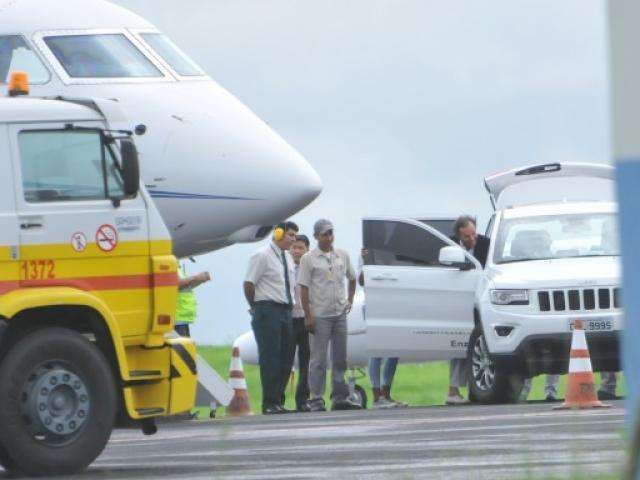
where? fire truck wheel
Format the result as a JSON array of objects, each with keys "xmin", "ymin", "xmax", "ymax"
[
  {"xmin": 0, "ymin": 440, "xmax": 19, "ymax": 474},
  {"xmin": 0, "ymin": 327, "xmax": 117, "ymax": 476}
]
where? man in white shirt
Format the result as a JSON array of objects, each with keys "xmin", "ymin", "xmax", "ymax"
[{"xmin": 244, "ymin": 221, "xmax": 298, "ymax": 414}]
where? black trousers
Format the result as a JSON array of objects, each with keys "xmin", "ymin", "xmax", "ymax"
[
  {"xmin": 283, "ymin": 317, "xmax": 310, "ymax": 408},
  {"xmin": 174, "ymin": 324, "xmax": 191, "ymax": 337},
  {"xmin": 251, "ymin": 302, "xmax": 293, "ymax": 409}
]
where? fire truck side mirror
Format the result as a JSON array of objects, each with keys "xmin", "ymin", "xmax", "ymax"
[{"xmin": 120, "ymin": 138, "xmax": 140, "ymax": 197}]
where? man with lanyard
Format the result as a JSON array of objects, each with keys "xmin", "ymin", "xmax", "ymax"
[
  {"xmin": 299, "ymin": 219, "xmax": 361, "ymax": 411},
  {"xmin": 244, "ymin": 221, "xmax": 298, "ymax": 414}
]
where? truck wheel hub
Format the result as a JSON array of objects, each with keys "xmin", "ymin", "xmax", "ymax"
[{"xmin": 22, "ymin": 365, "xmax": 90, "ymax": 439}]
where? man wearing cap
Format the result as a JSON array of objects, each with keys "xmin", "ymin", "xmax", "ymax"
[
  {"xmin": 244, "ymin": 221, "xmax": 298, "ymax": 415},
  {"xmin": 298, "ymin": 219, "xmax": 361, "ymax": 411}
]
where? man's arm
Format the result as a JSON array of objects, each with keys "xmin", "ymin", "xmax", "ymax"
[
  {"xmin": 179, "ymin": 272, "xmax": 210, "ymax": 291},
  {"xmin": 345, "ymin": 252, "xmax": 356, "ymax": 312},
  {"xmin": 243, "ymin": 252, "xmax": 265, "ymax": 310},
  {"xmin": 298, "ymin": 255, "xmax": 314, "ymax": 333},
  {"xmin": 300, "ymin": 285, "xmax": 314, "ymax": 333},
  {"xmin": 243, "ymin": 281, "xmax": 256, "ymax": 308}
]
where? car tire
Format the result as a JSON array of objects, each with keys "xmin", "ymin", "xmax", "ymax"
[
  {"xmin": 0, "ymin": 327, "xmax": 117, "ymax": 476},
  {"xmin": 466, "ymin": 324, "xmax": 523, "ymax": 404}
]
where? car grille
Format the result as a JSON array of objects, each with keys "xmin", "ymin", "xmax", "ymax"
[{"xmin": 537, "ymin": 287, "xmax": 621, "ymax": 312}]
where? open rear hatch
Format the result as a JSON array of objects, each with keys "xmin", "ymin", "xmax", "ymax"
[{"xmin": 484, "ymin": 162, "xmax": 615, "ymax": 210}]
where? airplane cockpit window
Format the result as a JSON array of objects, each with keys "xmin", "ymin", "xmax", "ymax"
[
  {"xmin": 0, "ymin": 36, "xmax": 50, "ymax": 84},
  {"xmin": 139, "ymin": 33, "xmax": 204, "ymax": 76},
  {"xmin": 44, "ymin": 34, "xmax": 162, "ymax": 78}
]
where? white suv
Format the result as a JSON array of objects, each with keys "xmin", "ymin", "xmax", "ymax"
[{"xmin": 362, "ymin": 162, "xmax": 621, "ymax": 403}]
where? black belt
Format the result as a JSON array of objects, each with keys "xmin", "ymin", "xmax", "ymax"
[{"xmin": 255, "ymin": 300, "xmax": 293, "ymax": 309}]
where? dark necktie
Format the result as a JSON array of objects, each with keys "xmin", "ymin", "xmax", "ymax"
[{"xmin": 281, "ymin": 250, "xmax": 293, "ymax": 305}]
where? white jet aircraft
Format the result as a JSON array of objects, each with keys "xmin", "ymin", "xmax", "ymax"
[{"xmin": 0, "ymin": 0, "xmax": 322, "ymax": 257}]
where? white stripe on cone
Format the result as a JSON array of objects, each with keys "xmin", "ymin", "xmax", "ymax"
[
  {"xmin": 229, "ymin": 377, "xmax": 248, "ymax": 389},
  {"xmin": 568, "ymin": 357, "xmax": 593, "ymax": 373},
  {"xmin": 230, "ymin": 356, "xmax": 243, "ymax": 371},
  {"xmin": 570, "ymin": 328, "xmax": 588, "ymax": 350}
]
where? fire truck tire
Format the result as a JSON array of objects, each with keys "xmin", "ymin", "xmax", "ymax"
[
  {"xmin": 0, "ymin": 327, "xmax": 117, "ymax": 476},
  {"xmin": 0, "ymin": 440, "xmax": 19, "ymax": 474}
]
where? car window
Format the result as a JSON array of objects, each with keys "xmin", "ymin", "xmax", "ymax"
[
  {"xmin": 0, "ymin": 35, "xmax": 50, "ymax": 84},
  {"xmin": 493, "ymin": 213, "xmax": 619, "ymax": 263},
  {"xmin": 44, "ymin": 34, "xmax": 162, "ymax": 78},
  {"xmin": 363, "ymin": 220, "xmax": 448, "ymax": 267},
  {"xmin": 419, "ymin": 219, "xmax": 455, "ymax": 238},
  {"xmin": 139, "ymin": 33, "xmax": 204, "ymax": 76},
  {"xmin": 18, "ymin": 130, "xmax": 124, "ymax": 202}
]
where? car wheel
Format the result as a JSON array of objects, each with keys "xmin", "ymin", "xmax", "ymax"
[
  {"xmin": 0, "ymin": 327, "xmax": 117, "ymax": 476},
  {"xmin": 351, "ymin": 385, "xmax": 368, "ymax": 409},
  {"xmin": 467, "ymin": 324, "xmax": 523, "ymax": 404}
]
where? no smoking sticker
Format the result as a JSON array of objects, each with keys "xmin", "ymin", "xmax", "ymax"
[
  {"xmin": 95, "ymin": 224, "xmax": 118, "ymax": 252},
  {"xmin": 71, "ymin": 232, "xmax": 87, "ymax": 253}
]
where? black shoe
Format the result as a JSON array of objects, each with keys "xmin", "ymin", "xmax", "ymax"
[
  {"xmin": 332, "ymin": 398, "xmax": 363, "ymax": 411},
  {"xmin": 545, "ymin": 394, "xmax": 558, "ymax": 402},
  {"xmin": 263, "ymin": 404, "xmax": 286, "ymax": 415},
  {"xmin": 296, "ymin": 402, "xmax": 311, "ymax": 412},
  {"xmin": 597, "ymin": 390, "xmax": 621, "ymax": 401},
  {"xmin": 308, "ymin": 399, "xmax": 326, "ymax": 412},
  {"xmin": 277, "ymin": 405, "xmax": 295, "ymax": 414}
]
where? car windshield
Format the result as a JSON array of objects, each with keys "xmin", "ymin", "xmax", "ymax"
[
  {"xmin": 0, "ymin": 35, "xmax": 50, "ymax": 84},
  {"xmin": 493, "ymin": 212, "xmax": 619, "ymax": 264},
  {"xmin": 44, "ymin": 34, "xmax": 162, "ymax": 78},
  {"xmin": 140, "ymin": 33, "xmax": 204, "ymax": 76}
]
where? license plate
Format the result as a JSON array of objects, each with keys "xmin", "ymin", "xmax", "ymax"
[{"xmin": 569, "ymin": 317, "xmax": 614, "ymax": 332}]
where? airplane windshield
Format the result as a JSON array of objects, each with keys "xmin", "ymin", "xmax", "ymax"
[
  {"xmin": 140, "ymin": 33, "xmax": 204, "ymax": 76},
  {"xmin": 494, "ymin": 212, "xmax": 619, "ymax": 264},
  {"xmin": 0, "ymin": 36, "xmax": 50, "ymax": 84},
  {"xmin": 44, "ymin": 34, "xmax": 162, "ymax": 78}
]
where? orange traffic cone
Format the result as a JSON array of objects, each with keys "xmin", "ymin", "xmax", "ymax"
[
  {"xmin": 225, "ymin": 346, "xmax": 253, "ymax": 417},
  {"xmin": 554, "ymin": 319, "xmax": 610, "ymax": 410}
]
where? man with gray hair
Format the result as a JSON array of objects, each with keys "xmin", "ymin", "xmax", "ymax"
[
  {"xmin": 447, "ymin": 215, "xmax": 489, "ymax": 404},
  {"xmin": 298, "ymin": 219, "xmax": 361, "ymax": 411}
]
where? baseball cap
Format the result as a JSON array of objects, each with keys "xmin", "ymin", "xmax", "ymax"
[{"xmin": 313, "ymin": 219, "xmax": 334, "ymax": 236}]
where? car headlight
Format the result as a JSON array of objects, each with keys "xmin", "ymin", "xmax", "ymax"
[{"xmin": 490, "ymin": 289, "xmax": 529, "ymax": 305}]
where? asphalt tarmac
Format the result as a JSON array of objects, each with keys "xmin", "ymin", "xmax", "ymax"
[{"xmin": 19, "ymin": 399, "xmax": 616, "ymax": 480}]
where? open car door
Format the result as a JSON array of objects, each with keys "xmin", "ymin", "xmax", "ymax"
[
  {"xmin": 363, "ymin": 217, "xmax": 481, "ymax": 362},
  {"xmin": 485, "ymin": 162, "xmax": 615, "ymax": 210}
]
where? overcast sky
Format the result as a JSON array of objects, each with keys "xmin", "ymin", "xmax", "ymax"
[{"xmin": 115, "ymin": 0, "xmax": 610, "ymax": 345}]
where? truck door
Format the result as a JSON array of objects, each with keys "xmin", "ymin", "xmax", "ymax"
[
  {"xmin": 0, "ymin": 124, "xmax": 19, "ymax": 296},
  {"xmin": 363, "ymin": 217, "xmax": 480, "ymax": 361},
  {"xmin": 9, "ymin": 123, "xmax": 152, "ymax": 337}
]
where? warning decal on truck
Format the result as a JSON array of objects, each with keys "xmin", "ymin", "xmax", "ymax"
[{"xmin": 95, "ymin": 224, "xmax": 118, "ymax": 252}]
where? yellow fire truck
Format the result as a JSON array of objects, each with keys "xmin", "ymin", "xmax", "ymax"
[{"xmin": 0, "ymin": 74, "xmax": 197, "ymax": 476}]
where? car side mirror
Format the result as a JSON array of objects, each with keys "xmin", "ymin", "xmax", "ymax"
[
  {"xmin": 120, "ymin": 138, "xmax": 140, "ymax": 197},
  {"xmin": 439, "ymin": 245, "xmax": 473, "ymax": 270}
]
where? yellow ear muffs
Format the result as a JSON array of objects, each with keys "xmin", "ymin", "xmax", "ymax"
[{"xmin": 273, "ymin": 227, "xmax": 285, "ymax": 241}]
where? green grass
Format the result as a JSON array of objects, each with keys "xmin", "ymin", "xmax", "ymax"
[{"xmin": 196, "ymin": 345, "xmax": 625, "ymax": 416}]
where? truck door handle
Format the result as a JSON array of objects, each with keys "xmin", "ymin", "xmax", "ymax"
[
  {"xmin": 20, "ymin": 222, "xmax": 43, "ymax": 230},
  {"xmin": 371, "ymin": 274, "xmax": 398, "ymax": 281}
]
